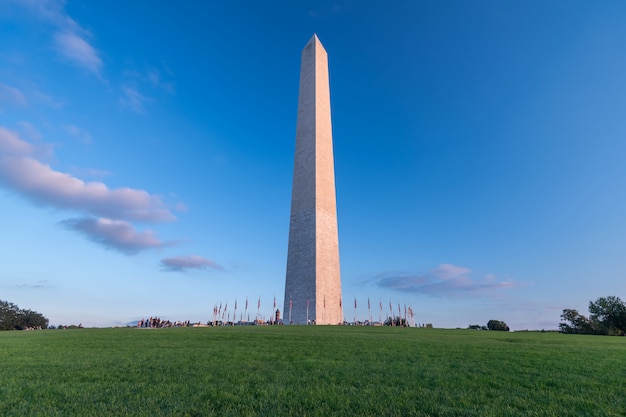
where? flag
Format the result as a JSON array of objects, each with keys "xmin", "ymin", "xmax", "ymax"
[
  {"xmin": 273, "ymin": 296, "xmax": 276, "ymax": 310},
  {"xmin": 234, "ymin": 300, "xmax": 237, "ymax": 310},
  {"xmin": 368, "ymin": 298, "xmax": 370, "ymax": 310},
  {"xmin": 354, "ymin": 298, "xmax": 357, "ymax": 309},
  {"xmin": 340, "ymin": 297, "xmax": 342, "ymax": 308},
  {"xmin": 245, "ymin": 298, "xmax": 248, "ymax": 310},
  {"xmin": 290, "ymin": 295, "xmax": 293, "ymax": 309},
  {"xmin": 258, "ymin": 297, "xmax": 261, "ymax": 309}
]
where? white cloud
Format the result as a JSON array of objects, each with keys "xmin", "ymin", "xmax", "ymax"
[
  {"xmin": 62, "ymin": 217, "xmax": 172, "ymax": 255},
  {"xmin": 54, "ymin": 31, "xmax": 102, "ymax": 75},
  {"xmin": 161, "ymin": 255, "xmax": 223, "ymax": 272},
  {"xmin": 0, "ymin": 126, "xmax": 175, "ymax": 222},
  {"xmin": 376, "ymin": 264, "xmax": 516, "ymax": 298}
]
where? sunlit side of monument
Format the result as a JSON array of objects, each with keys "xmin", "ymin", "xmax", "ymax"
[{"xmin": 283, "ymin": 35, "xmax": 343, "ymax": 325}]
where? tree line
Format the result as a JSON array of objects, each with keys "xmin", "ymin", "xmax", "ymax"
[
  {"xmin": 468, "ymin": 320, "xmax": 510, "ymax": 331},
  {"xmin": 0, "ymin": 300, "xmax": 49, "ymax": 330},
  {"xmin": 560, "ymin": 296, "xmax": 625, "ymax": 336}
]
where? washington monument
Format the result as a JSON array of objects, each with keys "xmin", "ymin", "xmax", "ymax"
[{"xmin": 283, "ymin": 35, "xmax": 343, "ymax": 325}]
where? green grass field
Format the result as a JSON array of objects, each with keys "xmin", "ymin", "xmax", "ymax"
[{"xmin": 1, "ymin": 326, "xmax": 624, "ymax": 416}]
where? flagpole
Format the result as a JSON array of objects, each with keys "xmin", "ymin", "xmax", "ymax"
[{"xmin": 404, "ymin": 304, "xmax": 407, "ymax": 327}]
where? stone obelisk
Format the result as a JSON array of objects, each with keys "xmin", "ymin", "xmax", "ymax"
[{"xmin": 284, "ymin": 35, "xmax": 342, "ymax": 325}]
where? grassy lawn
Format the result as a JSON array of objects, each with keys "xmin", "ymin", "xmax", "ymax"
[{"xmin": 1, "ymin": 326, "xmax": 624, "ymax": 416}]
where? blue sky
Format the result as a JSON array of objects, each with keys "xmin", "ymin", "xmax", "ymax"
[{"xmin": 1, "ymin": 1, "xmax": 625, "ymax": 329}]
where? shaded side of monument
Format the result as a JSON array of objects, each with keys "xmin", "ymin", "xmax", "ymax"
[{"xmin": 283, "ymin": 35, "xmax": 343, "ymax": 325}]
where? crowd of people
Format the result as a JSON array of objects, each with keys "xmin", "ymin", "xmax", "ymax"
[
  {"xmin": 136, "ymin": 316, "xmax": 286, "ymax": 328},
  {"xmin": 137, "ymin": 317, "xmax": 193, "ymax": 328}
]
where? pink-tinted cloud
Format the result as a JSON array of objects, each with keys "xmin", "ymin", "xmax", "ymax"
[
  {"xmin": 0, "ymin": 127, "xmax": 175, "ymax": 222},
  {"xmin": 0, "ymin": 157, "xmax": 174, "ymax": 222},
  {"xmin": 54, "ymin": 31, "xmax": 102, "ymax": 74},
  {"xmin": 0, "ymin": 127, "xmax": 35, "ymax": 155},
  {"xmin": 430, "ymin": 263, "xmax": 471, "ymax": 281},
  {"xmin": 376, "ymin": 264, "xmax": 516, "ymax": 297},
  {"xmin": 14, "ymin": 0, "xmax": 103, "ymax": 75},
  {"xmin": 62, "ymin": 217, "xmax": 172, "ymax": 255},
  {"xmin": 161, "ymin": 255, "xmax": 223, "ymax": 272}
]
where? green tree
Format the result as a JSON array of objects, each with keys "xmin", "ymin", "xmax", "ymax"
[
  {"xmin": 0, "ymin": 300, "xmax": 49, "ymax": 330},
  {"xmin": 0, "ymin": 301, "xmax": 19, "ymax": 330},
  {"xmin": 487, "ymin": 320, "xmax": 509, "ymax": 331},
  {"xmin": 559, "ymin": 308, "xmax": 597, "ymax": 334},
  {"xmin": 588, "ymin": 296, "xmax": 626, "ymax": 336}
]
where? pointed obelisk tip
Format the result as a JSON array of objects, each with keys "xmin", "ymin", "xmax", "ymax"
[{"xmin": 309, "ymin": 33, "xmax": 321, "ymax": 45}]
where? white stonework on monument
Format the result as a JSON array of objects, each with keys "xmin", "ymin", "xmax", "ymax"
[{"xmin": 284, "ymin": 34, "xmax": 343, "ymax": 325}]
